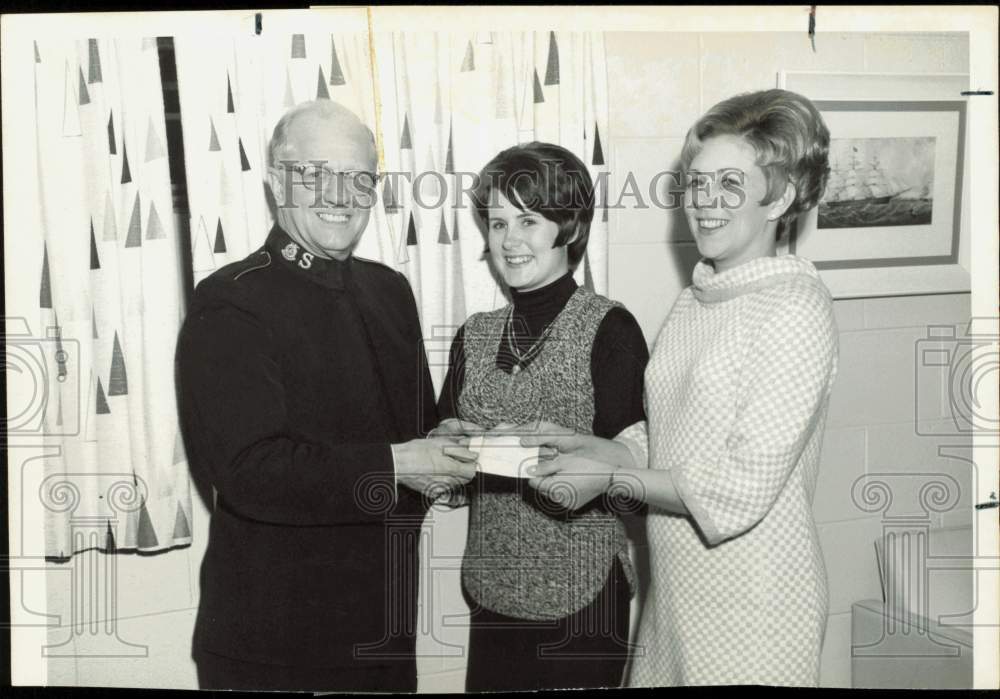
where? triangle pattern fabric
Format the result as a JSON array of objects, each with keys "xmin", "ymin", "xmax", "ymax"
[
  {"xmin": 406, "ymin": 212, "xmax": 418, "ymax": 246},
  {"xmin": 193, "ymin": 216, "xmax": 216, "ymax": 272},
  {"xmin": 544, "ymin": 31, "xmax": 560, "ymax": 85},
  {"xmin": 125, "ymin": 193, "xmax": 142, "ymax": 247},
  {"xmin": 583, "ymin": 252, "xmax": 594, "ymax": 292},
  {"xmin": 226, "ymin": 73, "xmax": 235, "ymax": 114},
  {"xmin": 105, "ymin": 520, "xmax": 116, "ymax": 553},
  {"xmin": 316, "ymin": 66, "xmax": 330, "ymax": 99},
  {"xmin": 78, "ymin": 67, "xmax": 91, "ymax": 106},
  {"xmin": 87, "ymin": 39, "xmax": 102, "ymax": 83},
  {"xmin": 396, "ymin": 235, "xmax": 410, "ymax": 265},
  {"xmin": 533, "ymin": 69, "xmax": 545, "ymax": 103},
  {"xmin": 214, "ymin": 219, "xmax": 227, "ymax": 253},
  {"xmin": 173, "ymin": 430, "xmax": 186, "ymax": 464},
  {"xmin": 120, "ymin": 141, "xmax": 132, "ymax": 183},
  {"xmin": 92, "ymin": 307, "xmax": 99, "ymax": 339},
  {"xmin": 62, "ymin": 60, "xmax": 81, "ymax": 137},
  {"xmin": 103, "ymin": 192, "xmax": 118, "ymax": 241},
  {"xmin": 136, "ymin": 501, "xmax": 159, "ymax": 549},
  {"xmin": 107, "ymin": 112, "xmax": 117, "ymax": 154},
  {"xmin": 382, "ymin": 176, "xmax": 400, "ymax": 214},
  {"xmin": 461, "ymin": 41, "xmax": 475, "ymax": 72},
  {"xmin": 173, "ymin": 504, "xmax": 192, "ymax": 540},
  {"xmin": 40, "ymin": 245, "xmax": 52, "ymax": 309},
  {"xmin": 291, "ymin": 34, "xmax": 306, "ymax": 59},
  {"xmin": 90, "ymin": 219, "xmax": 100, "ymax": 269},
  {"xmin": 145, "ymin": 116, "xmax": 167, "ymax": 162},
  {"xmin": 444, "ymin": 124, "xmax": 454, "ymax": 174},
  {"xmin": 400, "ymin": 115, "xmax": 412, "ymax": 150},
  {"xmin": 330, "ymin": 37, "xmax": 346, "ymax": 85},
  {"xmin": 108, "ymin": 331, "xmax": 128, "ymax": 396},
  {"xmin": 437, "ymin": 215, "xmax": 451, "ymax": 245},
  {"xmin": 208, "ymin": 117, "xmax": 221, "ymax": 152},
  {"xmin": 96, "ymin": 377, "xmax": 110, "ymax": 415},
  {"xmin": 146, "ymin": 201, "xmax": 166, "ymax": 239},
  {"xmin": 592, "ymin": 123, "xmax": 605, "ymax": 166},
  {"xmin": 238, "ymin": 138, "xmax": 251, "ymax": 171}
]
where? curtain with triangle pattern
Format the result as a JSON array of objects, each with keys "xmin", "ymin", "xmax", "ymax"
[
  {"xmin": 174, "ymin": 26, "xmax": 609, "ymax": 392},
  {"xmin": 28, "ymin": 37, "xmax": 193, "ymax": 558}
]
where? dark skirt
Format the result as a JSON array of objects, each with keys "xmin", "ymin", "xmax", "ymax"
[
  {"xmin": 465, "ymin": 557, "xmax": 632, "ymax": 692},
  {"xmin": 194, "ymin": 650, "xmax": 416, "ymax": 692}
]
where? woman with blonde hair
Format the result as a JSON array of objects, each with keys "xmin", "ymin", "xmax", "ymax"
[{"xmin": 524, "ymin": 89, "xmax": 839, "ymax": 686}]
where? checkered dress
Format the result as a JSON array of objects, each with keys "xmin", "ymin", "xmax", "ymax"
[{"xmin": 627, "ymin": 255, "xmax": 838, "ymax": 687}]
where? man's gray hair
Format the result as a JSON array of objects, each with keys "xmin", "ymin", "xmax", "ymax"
[{"xmin": 268, "ymin": 100, "xmax": 377, "ymax": 168}]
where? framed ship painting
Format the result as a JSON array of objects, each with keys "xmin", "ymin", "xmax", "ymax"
[{"xmin": 775, "ymin": 77, "xmax": 971, "ymax": 298}]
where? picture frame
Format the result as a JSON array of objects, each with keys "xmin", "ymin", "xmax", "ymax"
[{"xmin": 776, "ymin": 73, "xmax": 971, "ymax": 299}]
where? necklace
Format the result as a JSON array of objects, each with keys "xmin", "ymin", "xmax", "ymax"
[{"xmin": 505, "ymin": 305, "xmax": 556, "ymax": 375}]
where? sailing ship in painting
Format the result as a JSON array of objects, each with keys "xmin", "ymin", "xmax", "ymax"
[{"xmin": 819, "ymin": 137, "xmax": 935, "ymax": 229}]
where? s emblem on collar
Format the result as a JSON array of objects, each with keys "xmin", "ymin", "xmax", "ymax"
[{"xmin": 281, "ymin": 242, "xmax": 299, "ymax": 261}]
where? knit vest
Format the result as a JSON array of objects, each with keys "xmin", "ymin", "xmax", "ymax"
[{"xmin": 457, "ymin": 287, "xmax": 636, "ymax": 620}]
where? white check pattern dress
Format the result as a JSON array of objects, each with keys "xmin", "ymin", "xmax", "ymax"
[{"xmin": 627, "ymin": 255, "xmax": 838, "ymax": 687}]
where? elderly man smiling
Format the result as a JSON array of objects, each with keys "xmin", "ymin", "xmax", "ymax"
[{"xmin": 176, "ymin": 100, "xmax": 476, "ymax": 692}]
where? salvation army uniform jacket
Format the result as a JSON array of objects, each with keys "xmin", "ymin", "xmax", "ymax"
[{"xmin": 176, "ymin": 225, "xmax": 437, "ymax": 671}]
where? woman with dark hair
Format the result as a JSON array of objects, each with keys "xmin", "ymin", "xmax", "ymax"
[
  {"xmin": 524, "ymin": 89, "xmax": 840, "ymax": 686},
  {"xmin": 434, "ymin": 141, "xmax": 648, "ymax": 691}
]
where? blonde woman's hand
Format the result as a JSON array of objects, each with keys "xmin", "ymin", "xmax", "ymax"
[
  {"xmin": 526, "ymin": 454, "xmax": 618, "ymax": 510},
  {"xmin": 519, "ymin": 421, "xmax": 635, "ymax": 468}
]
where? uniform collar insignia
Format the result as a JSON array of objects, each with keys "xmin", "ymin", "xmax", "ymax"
[
  {"xmin": 266, "ymin": 226, "xmax": 351, "ymax": 291},
  {"xmin": 281, "ymin": 242, "xmax": 300, "ymax": 261}
]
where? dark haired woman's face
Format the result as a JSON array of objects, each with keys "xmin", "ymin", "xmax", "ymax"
[{"xmin": 487, "ymin": 193, "xmax": 569, "ymax": 292}]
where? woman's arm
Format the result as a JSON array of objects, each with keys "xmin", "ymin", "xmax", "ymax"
[
  {"xmin": 524, "ymin": 428, "xmax": 690, "ymax": 514},
  {"xmin": 591, "ymin": 307, "xmax": 649, "ymax": 438},
  {"xmin": 522, "ymin": 306, "xmax": 651, "ymax": 509},
  {"xmin": 526, "ymin": 281, "xmax": 837, "ymax": 527},
  {"xmin": 665, "ymin": 283, "xmax": 837, "ymax": 544}
]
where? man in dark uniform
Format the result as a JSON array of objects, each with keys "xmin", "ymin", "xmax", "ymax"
[{"xmin": 176, "ymin": 100, "xmax": 476, "ymax": 692}]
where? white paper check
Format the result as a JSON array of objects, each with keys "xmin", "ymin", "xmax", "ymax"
[{"xmin": 467, "ymin": 435, "xmax": 541, "ymax": 479}]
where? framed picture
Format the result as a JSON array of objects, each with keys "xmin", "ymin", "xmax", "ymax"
[{"xmin": 776, "ymin": 73, "xmax": 970, "ymax": 299}]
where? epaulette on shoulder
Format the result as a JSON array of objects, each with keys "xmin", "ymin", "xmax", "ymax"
[{"xmin": 223, "ymin": 249, "xmax": 272, "ymax": 282}]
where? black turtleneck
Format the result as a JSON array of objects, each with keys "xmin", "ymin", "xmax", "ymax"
[{"xmin": 438, "ymin": 272, "xmax": 648, "ymax": 439}]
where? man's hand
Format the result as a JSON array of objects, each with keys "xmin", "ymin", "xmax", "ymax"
[
  {"xmin": 393, "ymin": 436, "xmax": 478, "ymax": 498},
  {"xmin": 427, "ymin": 418, "xmax": 486, "ymax": 443}
]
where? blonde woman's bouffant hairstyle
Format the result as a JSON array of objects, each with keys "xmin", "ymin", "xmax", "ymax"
[{"xmin": 680, "ymin": 89, "xmax": 831, "ymax": 240}]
